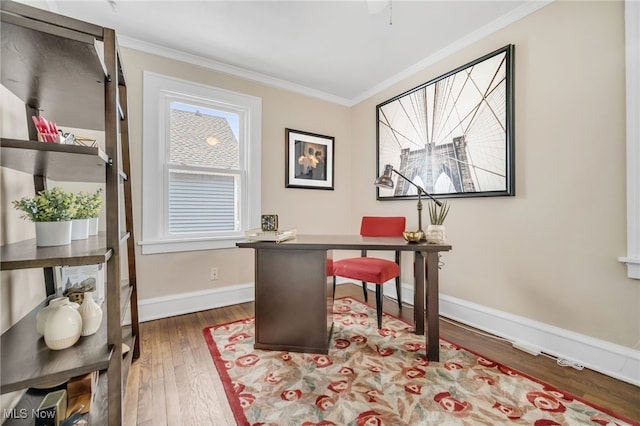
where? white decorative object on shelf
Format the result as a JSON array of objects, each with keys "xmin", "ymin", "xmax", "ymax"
[
  {"xmin": 71, "ymin": 218, "xmax": 90, "ymax": 240},
  {"xmin": 78, "ymin": 291, "xmax": 102, "ymax": 336},
  {"xmin": 244, "ymin": 228, "xmax": 297, "ymax": 242},
  {"xmin": 44, "ymin": 299, "xmax": 82, "ymax": 350},
  {"xmin": 35, "ymin": 221, "xmax": 72, "ymax": 247},
  {"xmin": 36, "ymin": 297, "xmax": 77, "ymax": 335}
]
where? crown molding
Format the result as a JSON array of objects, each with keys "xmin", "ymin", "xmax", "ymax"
[
  {"xmin": 351, "ymin": 0, "xmax": 554, "ymax": 105},
  {"xmin": 45, "ymin": 0, "xmax": 551, "ymax": 107},
  {"xmin": 116, "ymin": 35, "xmax": 353, "ymax": 107}
]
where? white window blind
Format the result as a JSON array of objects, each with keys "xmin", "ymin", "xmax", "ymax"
[{"xmin": 168, "ymin": 170, "xmax": 238, "ymax": 234}]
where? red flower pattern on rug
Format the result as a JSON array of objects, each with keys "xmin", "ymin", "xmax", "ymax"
[{"xmin": 203, "ymin": 297, "xmax": 638, "ymax": 426}]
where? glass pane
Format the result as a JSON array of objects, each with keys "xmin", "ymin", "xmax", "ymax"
[
  {"xmin": 168, "ymin": 169, "xmax": 239, "ymax": 234},
  {"xmin": 169, "ymin": 102, "xmax": 239, "ymax": 169}
]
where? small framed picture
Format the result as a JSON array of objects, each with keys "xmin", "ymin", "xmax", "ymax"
[
  {"xmin": 285, "ymin": 128, "xmax": 334, "ymax": 190},
  {"xmin": 55, "ymin": 263, "xmax": 105, "ymax": 305}
]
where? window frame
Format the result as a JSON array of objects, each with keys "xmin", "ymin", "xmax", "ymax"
[{"xmin": 140, "ymin": 71, "xmax": 261, "ymax": 254}]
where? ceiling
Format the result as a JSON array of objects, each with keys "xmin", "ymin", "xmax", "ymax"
[{"xmin": 35, "ymin": 0, "xmax": 549, "ymax": 105}]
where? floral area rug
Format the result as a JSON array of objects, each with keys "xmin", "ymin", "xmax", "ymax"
[{"xmin": 203, "ymin": 297, "xmax": 638, "ymax": 426}]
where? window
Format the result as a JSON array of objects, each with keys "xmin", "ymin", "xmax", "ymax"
[{"xmin": 140, "ymin": 72, "xmax": 261, "ymax": 254}]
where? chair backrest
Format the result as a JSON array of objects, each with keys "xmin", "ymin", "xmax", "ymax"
[{"xmin": 360, "ymin": 216, "xmax": 406, "ymax": 237}]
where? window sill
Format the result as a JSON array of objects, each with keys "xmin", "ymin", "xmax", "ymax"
[
  {"xmin": 618, "ymin": 257, "xmax": 640, "ymax": 280},
  {"xmin": 138, "ymin": 236, "xmax": 242, "ymax": 254}
]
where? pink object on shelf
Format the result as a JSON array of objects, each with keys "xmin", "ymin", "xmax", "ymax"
[{"xmin": 32, "ymin": 115, "xmax": 60, "ymax": 142}]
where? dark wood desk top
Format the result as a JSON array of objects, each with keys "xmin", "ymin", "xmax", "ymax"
[{"xmin": 237, "ymin": 234, "xmax": 452, "ymax": 252}]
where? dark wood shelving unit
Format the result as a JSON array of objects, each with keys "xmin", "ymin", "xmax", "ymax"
[
  {"xmin": 1, "ymin": 306, "xmax": 112, "ymax": 394},
  {"xmin": 0, "ymin": 232, "xmax": 112, "ymax": 270},
  {"xmin": 0, "ymin": 139, "xmax": 109, "ymax": 181},
  {"xmin": 0, "ymin": 1, "xmax": 140, "ymax": 424}
]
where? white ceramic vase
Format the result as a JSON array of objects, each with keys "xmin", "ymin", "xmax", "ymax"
[
  {"xmin": 43, "ymin": 299, "xmax": 82, "ymax": 350},
  {"xmin": 78, "ymin": 291, "xmax": 103, "ymax": 336},
  {"xmin": 36, "ymin": 297, "xmax": 75, "ymax": 335},
  {"xmin": 425, "ymin": 224, "xmax": 446, "ymax": 244},
  {"xmin": 88, "ymin": 217, "xmax": 99, "ymax": 236},
  {"xmin": 35, "ymin": 221, "xmax": 72, "ymax": 247},
  {"xmin": 71, "ymin": 218, "xmax": 90, "ymax": 240}
]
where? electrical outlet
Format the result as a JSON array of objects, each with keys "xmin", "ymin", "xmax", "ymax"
[{"xmin": 210, "ymin": 267, "xmax": 219, "ymax": 280}]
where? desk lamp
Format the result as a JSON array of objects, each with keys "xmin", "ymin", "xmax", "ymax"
[{"xmin": 374, "ymin": 164, "xmax": 442, "ymax": 239}]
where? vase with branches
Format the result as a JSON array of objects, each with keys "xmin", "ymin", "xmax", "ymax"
[{"xmin": 426, "ymin": 200, "xmax": 450, "ymax": 243}]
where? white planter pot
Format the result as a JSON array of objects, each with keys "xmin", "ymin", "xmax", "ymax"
[
  {"xmin": 71, "ymin": 218, "xmax": 90, "ymax": 240},
  {"xmin": 88, "ymin": 217, "xmax": 99, "ymax": 236},
  {"xmin": 35, "ymin": 221, "xmax": 72, "ymax": 247},
  {"xmin": 425, "ymin": 224, "xmax": 446, "ymax": 244}
]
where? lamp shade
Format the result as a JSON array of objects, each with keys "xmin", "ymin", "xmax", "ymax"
[{"xmin": 374, "ymin": 164, "xmax": 395, "ymax": 189}]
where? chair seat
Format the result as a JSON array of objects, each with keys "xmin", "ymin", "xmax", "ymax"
[{"xmin": 333, "ymin": 257, "xmax": 400, "ymax": 285}]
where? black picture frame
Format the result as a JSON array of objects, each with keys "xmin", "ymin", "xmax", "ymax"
[
  {"xmin": 285, "ymin": 128, "xmax": 335, "ymax": 190},
  {"xmin": 376, "ymin": 44, "xmax": 515, "ymax": 200}
]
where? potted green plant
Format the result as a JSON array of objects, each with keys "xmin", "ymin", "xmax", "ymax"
[
  {"xmin": 71, "ymin": 192, "xmax": 91, "ymax": 240},
  {"xmin": 12, "ymin": 187, "xmax": 77, "ymax": 246},
  {"xmin": 72, "ymin": 189, "xmax": 104, "ymax": 239},
  {"xmin": 86, "ymin": 189, "xmax": 104, "ymax": 236},
  {"xmin": 425, "ymin": 200, "xmax": 450, "ymax": 244}
]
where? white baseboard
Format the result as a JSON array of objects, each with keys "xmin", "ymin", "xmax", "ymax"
[
  {"xmin": 138, "ymin": 283, "xmax": 254, "ymax": 322},
  {"xmin": 438, "ymin": 294, "xmax": 640, "ymax": 387},
  {"xmin": 141, "ymin": 279, "xmax": 640, "ymax": 387}
]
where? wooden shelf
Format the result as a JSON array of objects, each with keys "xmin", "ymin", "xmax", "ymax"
[
  {"xmin": 0, "ymin": 138, "xmax": 108, "ymax": 181},
  {"xmin": 0, "ymin": 2, "xmax": 140, "ymax": 423},
  {"xmin": 0, "ymin": 303, "xmax": 111, "ymax": 394},
  {"xmin": 0, "ymin": 330, "xmax": 134, "ymax": 425},
  {"xmin": 0, "ymin": 10, "xmax": 107, "ymax": 130},
  {"xmin": 0, "ymin": 232, "xmax": 112, "ymax": 271}
]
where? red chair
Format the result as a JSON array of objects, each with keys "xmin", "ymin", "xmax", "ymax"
[{"xmin": 333, "ymin": 216, "xmax": 406, "ymax": 329}]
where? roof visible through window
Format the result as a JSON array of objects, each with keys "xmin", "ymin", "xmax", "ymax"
[{"xmin": 170, "ymin": 102, "xmax": 239, "ymax": 169}]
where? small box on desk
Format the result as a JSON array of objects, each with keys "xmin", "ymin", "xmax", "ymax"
[
  {"xmin": 66, "ymin": 371, "xmax": 98, "ymax": 416},
  {"xmin": 35, "ymin": 389, "xmax": 66, "ymax": 426}
]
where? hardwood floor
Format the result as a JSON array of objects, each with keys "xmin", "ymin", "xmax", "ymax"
[{"xmin": 124, "ymin": 283, "xmax": 640, "ymax": 425}]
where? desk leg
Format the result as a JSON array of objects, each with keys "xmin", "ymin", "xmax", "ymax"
[
  {"xmin": 425, "ymin": 251, "xmax": 440, "ymax": 362},
  {"xmin": 413, "ymin": 251, "xmax": 425, "ymax": 335}
]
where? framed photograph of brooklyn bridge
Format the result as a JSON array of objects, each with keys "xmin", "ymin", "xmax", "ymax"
[{"xmin": 376, "ymin": 44, "xmax": 515, "ymax": 200}]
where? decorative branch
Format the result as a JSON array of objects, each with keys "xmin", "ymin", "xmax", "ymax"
[{"xmin": 428, "ymin": 200, "xmax": 450, "ymax": 225}]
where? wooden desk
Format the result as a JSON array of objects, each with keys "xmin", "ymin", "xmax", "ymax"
[{"xmin": 237, "ymin": 235, "xmax": 452, "ymax": 361}]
